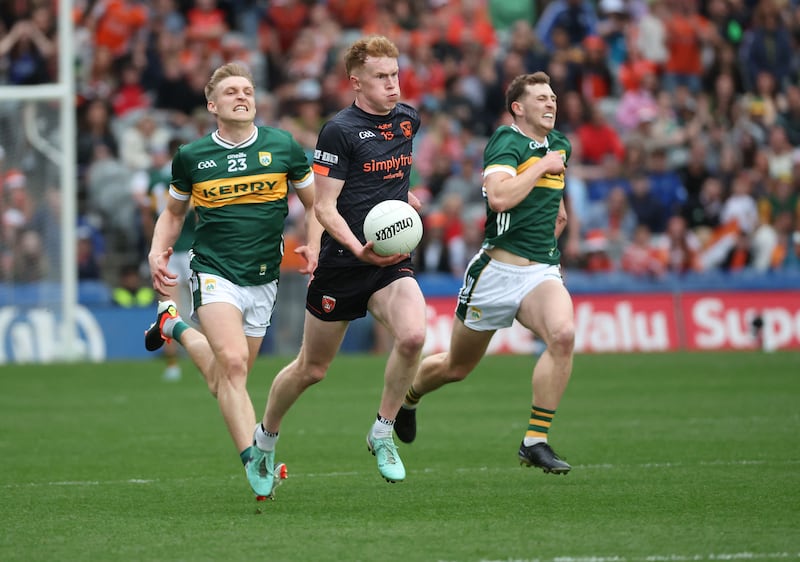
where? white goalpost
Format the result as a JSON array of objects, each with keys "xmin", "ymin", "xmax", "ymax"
[{"xmin": 0, "ymin": 0, "xmax": 79, "ymax": 361}]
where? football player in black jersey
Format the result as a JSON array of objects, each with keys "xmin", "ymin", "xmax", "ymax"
[{"xmin": 252, "ymin": 36, "xmax": 426, "ymax": 484}]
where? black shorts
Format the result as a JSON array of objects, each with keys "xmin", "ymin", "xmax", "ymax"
[{"xmin": 306, "ymin": 259, "xmax": 416, "ymax": 321}]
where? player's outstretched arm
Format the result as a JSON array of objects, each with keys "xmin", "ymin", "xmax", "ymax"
[{"xmin": 148, "ymin": 193, "xmax": 188, "ymax": 297}]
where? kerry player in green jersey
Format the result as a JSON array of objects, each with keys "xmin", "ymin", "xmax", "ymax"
[
  {"xmin": 395, "ymin": 72, "xmax": 577, "ymax": 474},
  {"xmin": 143, "ymin": 62, "xmax": 323, "ymax": 498}
]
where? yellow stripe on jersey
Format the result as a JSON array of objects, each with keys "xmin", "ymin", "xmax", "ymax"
[
  {"xmin": 517, "ymin": 150, "xmax": 566, "ymax": 190},
  {"xmin": 192, "ymin": 173, "xmax": 290, "ymax": 208}
]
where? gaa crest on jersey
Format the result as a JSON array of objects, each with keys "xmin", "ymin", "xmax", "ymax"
[
  {"xmin": 400, "ymin": 120, "xmax": 412, "ymax": 138},
  {"xmin": 468, "ymin": 306, "xmax": 482, "ymax": 321},
  {"xmin": 204, "ymin": 278, "xmax": 217, "ymax": 292},
  {"xmin": 321, "ymin": 295, "xmax": 336, "ymax": 313},
  {"xmin": 259, "ymin": 152, "xmax": 272, "ymax": 166}
]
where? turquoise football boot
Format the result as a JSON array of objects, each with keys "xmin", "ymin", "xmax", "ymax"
[
  {"xmin": 245, "ymin": 446, "xmax": 275, "ymax": 496},
  {"xmin": 366, "ymin": 434, "xmax": 406, "ymax": 483}
]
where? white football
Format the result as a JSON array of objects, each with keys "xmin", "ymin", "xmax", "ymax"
[{"xmin": 363, "ymin": 199, "xmax": 423, "ymax": 256}]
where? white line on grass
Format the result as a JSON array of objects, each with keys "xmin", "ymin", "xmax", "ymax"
[
  {"xmin": 5, "ymin": 458, "xmax": 798, "ymax": 489},
  {"xmin": 460, "ymin": 553, "xmax": 800, "ymax": 562}
]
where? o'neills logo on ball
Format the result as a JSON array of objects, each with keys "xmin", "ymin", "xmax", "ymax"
[
  {"xmin": 374, "ymin": 218, "xmax": 414, "ymax": 241},
  {"xmin": 322, "ymin": 295, "xmax": 336, "ymax": 313}
]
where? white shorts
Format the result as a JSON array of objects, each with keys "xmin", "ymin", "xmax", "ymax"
[
  {"xmin": 189, "ymin": 272, "xmax": 278, "ymax": 338},
  {"xmin": 456, "ymin": 251, "xmax": 563, "ymax": 331}
]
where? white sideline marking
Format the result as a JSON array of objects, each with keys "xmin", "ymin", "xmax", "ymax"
[
  {"xmin": 304, "ymin": 458, "xmax": 800, "ymax": 477},
  {"xmin": 3, "ymin": 458, "xmax": 799, "ymax": 488},
  {"xmin": 462, "ymin": 553, "xmax": 799, "ymax": 562}
]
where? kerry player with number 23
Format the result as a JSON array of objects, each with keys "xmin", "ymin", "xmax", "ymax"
[
  {"xmin": 395, "ymin": 71, "xmax": 577, "ymax": 475},
  {"xmin": 144, "ymin": 62, "xmax": 322, "ymax": 500}
]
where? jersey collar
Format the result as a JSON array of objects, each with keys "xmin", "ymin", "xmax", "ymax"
[
  {"xmin": 510, "ymin": 123, "xmax": 549, "ymax": 149},
  {"xmin": 211, "ymin": 127, "xmax": 258, "ymax": 149}
]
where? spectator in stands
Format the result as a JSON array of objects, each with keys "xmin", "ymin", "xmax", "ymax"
[
  {"xmin": 634, "ymin": 0, "xmax": 668, "ymax": 72},
  {"xmin": 683, "ymin": 175, "xmax": 724, "ymax": 242},
  {"xmin": 615, "ymin": 64, "xmax": 660, "ymax": 133},
  {"xmin": 278, "ymin": 79, "xmax": 325, "ymax": 161},
  {"xmin": 153, "ymin": 51, "xmax": 207, "ymax": 126},
  {"xmin": 118, "ymin": 113, "xmax": 172, "ymax": 173},
  {"xmin": 621, "ymin": 223, "xmax": 666, "ymax": 278},
  {"xmin": 576, "ymin": 103, "xmax": 625, "ymax": 166},
  {"xmin": 777, "ymin": 84, "xmax": 800, "ymax": 145},
  {"xmin": 740, "ymin": 1, "xmax": 793, "ymax": 92},
  {"xmin": 644, "ymin": 147, "xmax": 687, "ymax": 217},
  {"xmin": 585, "ymin": 153, "xmax": 630, "ymax": 204},
  {"xmin": 657, "ymin": 214, "xmax": 700, "ymax": 274},
  {"xmin": 702, "ymin": 42, "xmax": 746, "ymax": 98},
  {"xmin": 261, "ymin": 0, "xmax": 310, "ymax": 56},
  {"xmin": 662, "ymin": 0, "xmax": 713, "ymax": 94},
  {"xmin": 185, "ymin": 0, "xmax": 229, "ymax": 56},
  {"xmin": 720, "ymin": 229, "xmax": 753, "ymax": 272},
  {"xmin": 414, "ymin": 212, "xmax": 460, "ymax": 276},
  {"xmin": 535, "ymin": 0, "xmax": 599, "ymax": 53},
  {"xmin": 11, "ymin": 228, "xmax": 46, "ymax": 283},
  {"xmin": 2, "ymin": 171, "xmax": 34, "ymax": 231},
  {"xmin": 628, "ymin": 173, "xmax": 667, "ymax": 234},
  {"xmin": 679, "ymin": 139, "xmax": 712, "ymax": 202},
  {"xmin": 503, "ymin": 19, "xmax": 551, "ymax": 77},
  {"xmin": 751, "ymin": 177, "xmax": 800, "ymax": 271},
  {"xmin": 87, "ymin": 0, "xmax": 149, "ymax": 60},
  {"xmin": 596, "ymin": 0, "xmax": 631, "ymax": 75},
  {"xmin": 708, "ymin": 68, "xmax": 740, "ymax": 128},
  {"xmin": 558, "ymin": 90, "xmax": 589, "ymax": 136},
  {"xmin": 706, "ymin": 0, "xmax": 747, "ymax": 48},
  {"xmin": 583, "ymin": 184, "xmax": 637, "ymax": 267},
  {"xmin": 86, "ymin": 141, "xmax": 141, "ymax": 255},
  {"xmin": 764, "ymin": 125, "xmax": 795, "ymax": 182},
  {"xmin": 76, "ymin": 99, "xmax": 119, "ymax": 175},
  {"xmin": 582, "ymin": 229, "xmax": 614, "ymax": 273},
  {"xmin": 0, "ymin": 3, "xmax": 56, "ymax": 85},
  {"xmin": 76, "ymin": 224, "xmax": 104, "ymax": 281},
  {"xmin": 111, "ymin": 61, "xmax": 150, "ymax": 118},
  {"xmin": 578, "ymin": 35, "xmax": 614, "ymax": 101},
  {"xmin": 759, "ymin": 210, "xmax": 800, "ymax": 271},
  {"xmin": 699, "ymin": 170, "xmax": 759, "ymax": 271},
  {"xmin": 112, "ymin": 263, "xmax": 155, "ymax": 308}
]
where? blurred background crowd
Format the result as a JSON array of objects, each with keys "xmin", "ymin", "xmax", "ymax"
[{"xmin": 2, "ymin": 0, "xmax": 800, "ymax": 301}]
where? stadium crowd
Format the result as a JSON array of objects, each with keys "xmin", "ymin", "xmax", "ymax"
[{"xmin": 1, "ymin": 0, "xmax": 800, "ymax": 290}]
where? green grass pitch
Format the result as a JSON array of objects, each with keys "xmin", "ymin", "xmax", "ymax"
[{"xmin": 1, "ymin": 351, "xmax": 799, "ymax": 562}]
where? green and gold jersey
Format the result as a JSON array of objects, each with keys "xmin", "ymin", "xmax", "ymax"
[
  {"xmin": 171, "ymin": 126, "xmax": 312, "ymax": 286},
  {"xmin": 481, "ymin": 125, "xmax": 571, "ymax": 264}
]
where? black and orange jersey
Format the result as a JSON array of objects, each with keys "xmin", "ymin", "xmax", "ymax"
[{"xmin": 312, "ymin": 102, "xmax": 419, "ymax": 266}]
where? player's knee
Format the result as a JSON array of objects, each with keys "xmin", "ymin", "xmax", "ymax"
[
  {"xmin": 298, "ymin": 359, "xmax": 330, "ymax": 386},
  {"xmin": 394, "ymin": 328, "xmax": 426, "ymax": 359},
  {"xmin": 216, "ymin": 349, "xmax": 249, "ymax": 380},
  {"xmin": 548, "ymin": 322, "xmax": 575, "ymax": 356},
  {"xmin": 443, "ymin": 363, "xmax": 472, "ymax": 383}
]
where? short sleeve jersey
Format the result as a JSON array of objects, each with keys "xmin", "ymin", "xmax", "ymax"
[
  {"xmin": 312, "ymin": 102, "xmax": 419, "ymax": 267},
  {"xmin": 170, "ymin": 126, "xmax": 313, "ymax": 285},
  {"xmin": 481, "ymin": 125, "xmax": 571, "ymax": 264}
]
